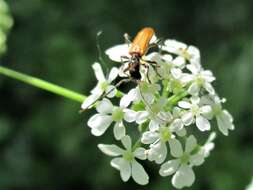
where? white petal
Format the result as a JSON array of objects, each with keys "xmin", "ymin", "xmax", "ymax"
[
  {"xmin": 158, "ymin": 142, "xmax": 168, "ymax": 164},
  {"xmin": 141, "ymin": 131, "xmax": 159, "ymax": 144},
  {"xmin": 113, "ymin": 122, "xmax": 126, "ymax": 140},
  {"xmin": 105, "ymin": 85, "xmax": 116, "ymax": 98},
  {"xmin": 111, "ymin": 158, "xmax": 131, "ymax": 182},
  {"xmin": 180, "ymin": 73, "xmax": 194, "ymax": 83},
  {"xmin": 185, "ymin": 135, "xmax": 197, "ymax": 153},
  {"xmin": 159, "ymin": 159, "xmax": 180, "ymax": 176},
  {"xmin": 216, "ymin": 110, "xmax": 233, "ymax": 135},
  {"xmin": 188, "ymin": 82, "xmax": 200, "ymax": 96},
  {"xmin": 111, "ymin": 157, "xmax": 123, "ymax": 170},
  {"xmin": 188, "ymin": 46, "xmax": 200, "ymax": 59},
  {"xmin": 170, "ymin": 119, "xmax": 184, "ymax": 132},
  {"xmin": 149, "ymin": 142, "xmax": 168, "ymax": 164},
  {"xmin": 105, "ymin": 44, "xmax": 130, "ymax": 62},
  {"xmin": 190, "ymin": 152, "xmax": 205, "ymax": 166},
  {"xmin": 202, "ymin": 70, "xmax": 215, "ymax": 82},
  {"xmin": 163, "ymin": 39, "xmax": 187, "ymax": 55},
  {"xmin": 123, "ymin": 109, "xmax": 137, "ymax": 122},
  {"xmin": 136, "ymin": 111, "xmax": 149, "ymax": 124},
  {"xmin": 196, "ymin": 115, "xmax": 211, "ymax": 131},
  {"xmin": 176, "ymin": 128, "xmax": 187, "ymax": 137},
  {"xmin": 203, "ymin": 142, "xmax": 215, "ymax": 157},
  {"xmin": 200, "ymin": 105, "xmax": 212, "ymax": 115},
  {"xmin": 158, "ymin": 111, "xmax": 173, "ymax": 122},
  {"xmin": 120, "ymin": 94, "xmax": 131, "ymax": 108},
  {"xmin": 162, "ymin": 54, "xmax": 173, "ymax": 62},
  {"xmin": 98, "ymin": 144, "xmax": 124, "ymax": 156},
  {"xmin": 223, "ymin": 110, "xmax": 234, "ymax": 123},
  {"xmin": 190, "ymin": 96, "xmax": 200, "ymax": 104},
  {"xmin": 203, "ymin": 82, "xmax": 215, "ymax": 95},
  {"xmin": 90, "ymin": 84, "xmax": 103, "ymax": 95},
  {"xmin": 96, "ymin": 98, "xmax": 113, "ymax": 114},
  {"xmin": 121, "ymin": 135, "xmax": 132, "ymax": 150},
  {"xmin": 87, "ymin": 114, "xmax": 112, "ymax": 136},
  {"xmin": 146, "ymin": 52, "xmax": 162, "ymax": 62},
  {"xmin": 142, "ymin": 93, "xmax": 154, "ymax": 104},
  {"xmin": 120, "ymin": 159, "xmax": 131, "ymax": 182},
  {"xmin": 120, "ymin": 88, "xmax": 138, "ymax": 108},
  {"xmin": 181, "ymin": 112, "xmax": 194, "ymax": 126},
  {"xmin": 108, "ymin": 67, "xmax": 119, "ymax": 83},
  {"xmin": 92, "ymin": 62, "xmax": 106, "ymax": 82},
  {"xmin": 134, "ymin": 147, "xmax": 147, "ymax": 160},
  {"xmin": 81, "ymin": 94, "xmax": 100, "ymax": 110},
  {"xmin": 131, "ymin": 160, "xmax": 149, "ymax": 185},
  {"xmin": 172, "ymin": 56, "xmax": 185, "ymax": 68},
  {"xmin": 178, "ymin": 101, "xmax": 191, "ymax": 109},
  {"xmin": 150, "ymin": 34, "xmax": 157, "ymax": 44},
  {"xmin": 149, "ymin": 119, "xmax": 160, "ymax": 131},
  {"xmin": 186, "ymin": 63, "xmax": 200, "ymax": 74},
  {"xmin": 172, "ymin": 164, "xmax": 195, "ymax": 189},
  {"xmin": 169, "ymin": 138, "xmax": 183, "ymax": 158},
  {"xmin": 206, "ymin": 132, "xmax": 217, "ymax": 144},
  {"xmin": 171, "ymin": 68, "xmax": 182, "ymax": 79}
]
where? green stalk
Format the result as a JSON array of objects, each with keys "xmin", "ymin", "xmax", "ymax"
[
  {"xmin": 168, "ymin": 90, "xmax": 188, "ymax": 106},
  {"xmin": 0, "ymin": 66, "xmax": 86, "ymax": 103}
]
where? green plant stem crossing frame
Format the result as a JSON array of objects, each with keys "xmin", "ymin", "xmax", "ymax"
[
  {"xmin": 0, "ymin": 65, "xmax": 86, "ymax": 103},
  {"xmin": 0, "ymin": 65, "xmax": 188, "ymax": 105}
]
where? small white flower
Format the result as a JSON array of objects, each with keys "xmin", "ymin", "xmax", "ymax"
[
  {"xmin": 136, "ymin": 97, "xmax": 172, "ymax": 131},
  {"xmin": 201, "ymin": 132, "xmax": 216, "ymax": 157},
  {"xmin": 87, "ymin": 98, "xmax": 137, "ymax": 140},
  {"xmin": 162, "ymin": 39, "xmax": 200, "ymax": 65},
  {"xmin": 170, "ymin": 107, "xmax": 186, "ymax": 135},
  {"xmin": 145, "ymin": 52, "xmax": 185, "ymax": 81},
  {"xmin": 178, "ymin": 97, "xmax": 212, "ymax": 131},
  {"xmin": 210, "ymin": 96, "xmax": 234, "ymax": 136},
  {"xmin": 81, "ymin": 62, "xmax": 119, "ymax": 110},
  {"xmin": 159, "ymin": 135, "xmax": 204, "ymax": 189},
  {"xmin": 138, "ymin": 82, "xmax": 161, "ymax": 104},
  {"xmin": 141, "ymin": 126, "xmax": 176, "ymax": 164},
  {"xmin": 120, "ymin": 88, "xmax": 141, "ymax": 108},
  {"xmin": 120, "ymin": 82, "xmax": 161, "ymax": 110},
  {"xmin": 186, "ymin": 63, "xmax": 216, "ymax": 96},
  {"xmin": 98, "ymin": 136, "xmax": 149, "ymax": 185}
]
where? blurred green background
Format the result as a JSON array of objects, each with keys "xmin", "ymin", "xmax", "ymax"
[{"xmin": 0, "ymin": 0, "xmax": 253, "ymax": 189}]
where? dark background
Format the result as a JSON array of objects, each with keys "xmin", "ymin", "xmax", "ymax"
[{"xmin": 0, "ymin": 0, "xmax": 253, "ymax": 189}]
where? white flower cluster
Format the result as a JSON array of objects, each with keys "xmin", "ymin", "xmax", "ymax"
[
  {"xmin": 0, "ymin": 0, "xmax": 13, "ymax": 56},
  {"xmin": 82, "ymin": 38, "xmax": 234, "ymax": 188}
]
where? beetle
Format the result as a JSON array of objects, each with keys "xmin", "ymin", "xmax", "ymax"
[
  {"xmin": 121, "ymin": 27, "xmax": 159, "ymax": 81},
  {"xmin": 81, "ymin": 28, "xmax": 159, "ymax": 111}
]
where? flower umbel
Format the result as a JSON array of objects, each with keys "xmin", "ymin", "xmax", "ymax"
[{"xmin": 82, "ymin": 29, "xmax": 234, "ymax": 188}]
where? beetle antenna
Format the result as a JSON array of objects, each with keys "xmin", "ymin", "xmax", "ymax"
[
  {"xmin": 124, "ymin": 33, "xmax": 131, "ymax": 46},
  {"xmin": 96, "ymin": 30, "xmax": 109, "ymax": 75}
]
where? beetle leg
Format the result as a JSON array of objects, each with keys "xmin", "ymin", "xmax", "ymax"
[
  {"xmin": 148, "ymin": 38, "xmax": 164, "ymax": 54},
  {"xmin": 141, "ymin": 59, "xmax": 162, "ymax": 78},
  {"xmin": 121, "ymin": 55, "xmax": 130, "ymax": 63}
]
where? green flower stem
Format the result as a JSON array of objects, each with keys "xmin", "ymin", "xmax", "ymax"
[
  {"xmin": 168, "ymin": 90, "xmax": 188, "ymax": 106},
  {"xmin": 0, "ymin": 66, "xmax": 86, "ymax": 103},
  {"xmin": 132, "ymin": 139, "xmax": 142, "ymax": 151}
]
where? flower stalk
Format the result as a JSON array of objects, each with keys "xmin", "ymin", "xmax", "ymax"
[{"xmin": 0, "ymin": 65, "xmax": 86, "ymax": 103}]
